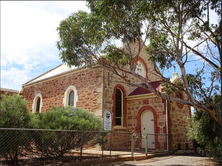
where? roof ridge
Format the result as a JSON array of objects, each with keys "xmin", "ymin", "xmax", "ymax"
[
  {"xmin": 22, "ymin": 64, "xmax": 63, "ymax": 87},
  {"xmin": 0, "ymin": 88, "xmax": 19, "ymax": 93}
]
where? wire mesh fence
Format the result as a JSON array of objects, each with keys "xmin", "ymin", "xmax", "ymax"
[
  {"xmin": 132, "ymin": 132, "xmax": 168, "ymax": 155},
  {"xmin": 0, "ymin": 128, "xmax": 167, "ymax": 165}
]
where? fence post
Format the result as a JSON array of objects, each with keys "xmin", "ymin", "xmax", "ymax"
[
  {"xmin": 147, "ymin": 133, "xmax": 149, "ymax": 153},
  {"xmin": 131, "ymin": 131, "xmax": 134, "ymax": 158},
  {"xmin": 80, "ymin": 128, "xmax": 84, "ymax": 162},
  {"xmin": 145, "ymin": 133, "xmax": 148, "ymax": 156},
  {"xmin": 110, "ymin": 130, "xmax": 112, "ymax": 158},
  {"xmin": 167, "ymin": 133, "xmax": 170, "ymax": 154},
  {"xmin": 102, "ymin": 132, "xmax": 104, "ymax": 159}
]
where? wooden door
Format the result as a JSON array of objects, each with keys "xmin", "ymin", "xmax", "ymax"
[{"xmin": 141, "ymin": 110, "xmax": 155, "ymax": 149}]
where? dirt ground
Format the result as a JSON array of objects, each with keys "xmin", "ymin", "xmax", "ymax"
[{"xmin": 99, "ymin": 155, "xmax": 220, "ymax": 166}]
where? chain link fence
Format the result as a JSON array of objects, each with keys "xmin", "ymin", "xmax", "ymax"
[{"xmin": 0, "ymin": 128, "xmax": 167, "ymax": 165}]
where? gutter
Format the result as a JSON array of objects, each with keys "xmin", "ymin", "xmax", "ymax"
[
  {"xmin": 0, "ymin": 88, "xmax": 19, "ymax": 94},
  {"xmin": 126, "ymin": 93, "xmax": 157, "ymax": 100}
]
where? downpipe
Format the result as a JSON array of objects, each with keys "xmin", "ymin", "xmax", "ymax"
[{"xmin": 166, "ymin": 99, "xmax": 170, "ymax": 154}]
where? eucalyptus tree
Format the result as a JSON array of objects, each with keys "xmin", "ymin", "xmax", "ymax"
[
  {"xmin": 56, "ymin": 0, "xmax": 221, "ymax": 125},
  {"xmin": 187, "ymin": 95, "xmax": 221, "ymax": 162}
]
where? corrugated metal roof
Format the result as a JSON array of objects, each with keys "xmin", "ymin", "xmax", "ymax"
[
  {"xmin": 128, "ymin": 81, "xmax": 162, "ymax": 96},
  {"xmin": 23, "ymin": 64, "xmax": 79, "ymax": 86}
]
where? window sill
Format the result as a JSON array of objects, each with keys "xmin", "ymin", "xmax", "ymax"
[{"xmin": 113, "ymin": 126, "xmax": 127, "ymax": 130}]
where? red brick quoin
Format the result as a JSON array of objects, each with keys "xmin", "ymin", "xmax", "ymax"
[{"xmin": 135, "ymin": 105, "xmax": 161, "ymax": 149}]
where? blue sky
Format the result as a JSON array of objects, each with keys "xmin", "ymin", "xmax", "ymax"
[
  {"xmin": 1, "ymin": 1, "xmax": 90, "ymax": 91},
  {"xmin": 1, "ymin": 1, "xmax": 219, "ymax": 93}
]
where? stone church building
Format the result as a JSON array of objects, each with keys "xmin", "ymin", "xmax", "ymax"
[{"xmin": 21, "ymin": 42, "xmax": 193, "ymax": 152}]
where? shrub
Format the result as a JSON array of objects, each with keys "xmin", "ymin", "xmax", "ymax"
[
  {"xmin": 187, "ymin": 109, "xmax": 221, "ymax": 162},
  {"xmin": 31, "ymin": 106, "xmax": 103, "ymax": 158},
  {"xmin": 0, "ymin": 93, "xmax": 32, "ymax": 164}
]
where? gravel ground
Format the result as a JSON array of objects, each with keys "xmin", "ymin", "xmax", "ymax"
[{"xmin": 103, "ymin": 155, "xmax": 219, "ymax": 166}]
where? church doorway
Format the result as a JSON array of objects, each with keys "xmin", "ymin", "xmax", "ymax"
[{"xmin": 141, "ymin": 110, "xmax": 155, "ymax": 149}]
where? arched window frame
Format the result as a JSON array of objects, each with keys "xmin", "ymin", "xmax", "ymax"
[
  {"xmin": 135, "ymin": 61, "xmax": 146, "ymax": 78},
  {"xmin": 32, "ymin": 93, "xmax": 43, "ymax": 113},
  {"xmin": 175, "ymin": 91, "xmax": 184, "ymax": 109},
  {"xmin": 115, "ymin": 88, "xmax": 123, "ymax": 126},
  {"xmin": 63, "ymin": 85, "xmax": 78, "ymax": 107},
  {"xmin": 112, "ymin": 84, "xmax": 126, "ymax": 129},
  {"xmin": 131, "ymin": 57, "xmax": 149, "ymax": 80}
]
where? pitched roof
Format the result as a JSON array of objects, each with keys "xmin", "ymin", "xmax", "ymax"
[
  {"xmin": 0, "ymin": 88, "xmax": 19, "ymax": 93},
  {"xmin": 128, "ymin": 81, "xmax": 162, "ymax": 96},
  {"xmin": 23, "ymin": 64, "xmax": 79, "ymax": 86}
]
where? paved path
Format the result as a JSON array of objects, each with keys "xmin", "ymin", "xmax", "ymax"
[
  {"xmin": 68, "ymin": 149, "xmax": 219, "ymax": 166},
  {"xmin": 108, "ymin": 155, "xmax": 219, "ymax": 166},
  {"xmin": 78, "ymin": 149, "xmax": 165, "ymax": 158}
]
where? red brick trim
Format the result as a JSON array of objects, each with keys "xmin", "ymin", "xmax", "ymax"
[
  {"xmin": 131, "ymin": 57, "xmax": 149, "ymax": 80},
  {"xmin": 162, "ymin": 99, "xmax": 167, "ymax": 134},
  {"xmin": 189, "ymin": 106, "xmax": 194, "ymax": 150},
  {"xmin": 168, "ymin": 101, "xmax": 172, "ymax": 150},
  {"xmin": 189, "ymin": 106, "xmax": 192, "ymax": 117},
  {"xmin": 162, "ymin": 99, "xmax": 167, "ymax": 150},
  {"xmin": 135, "ymin": 105, "xmax": 160, "ymax": 149},
  {"xmin": 112, "ymin": 84, "xmax": 127, "ymax": 128},
  {"xmin": 175, "ymin": 91, "xmax": 184, "ymax": 109}
]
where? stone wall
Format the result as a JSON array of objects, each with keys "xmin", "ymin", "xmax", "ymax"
[
  {"xmin": 21, "ymin": 40, "xmax": 193, "ymax": 152},
  {"xmin": 122, "ymin": 39, "xmax": 162, "ymax": 82},
  {"xmin": 102, "ymin": 42, "xmax": 162, "ymax": 114},
  {"xmin": 22, "ymin": 67, "xmax": 103, "ymax": 116},
  {"xmin": 169, "ymin": 100, "xmax": 193, "ymax": 151},
  {"xmin": 102, "ymin": 42, "xmax": 166, "ymax": 150},
  {"xmin": 103, "ymin": 87, "xmax": 193, "ymax": 151},
  {"xmin": 127, "ymin": 97, "xmax": 167, "ymax": 150},
  {"xmin": 103, "ymin": 96, "xmax": 167, "ymax": 150},
  {"xmin": 0, "ymin": 88, "xmax": 19, "ymax": 100}
]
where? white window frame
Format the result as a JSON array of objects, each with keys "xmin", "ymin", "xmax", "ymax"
[
  {"xmin": 32, "ymin": 93, "xmax": 43, "ymax": 113},
  {"xmin": 63, "ymin": 85, "xmax": 78, "ymax": 107}
]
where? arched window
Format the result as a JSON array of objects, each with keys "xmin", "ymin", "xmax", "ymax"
[
  {"xmin": 175, "ymin": 91, "xmax": 184, "ymax": 109},
  {"xmin": 115, "ymin": 88, "xmax": 122, "ymax": 126},
  {"xmin": 68, "ymin": 90, "xmax": 74, "ymax": 106},
  {"xmin": 32, "ymin": 93, "xmax": 43, "ymax": 113},
  {"xmin": 63, "ymin": 85, "xmax": 78, "ymax": 107},
  {"xmin": 176, "ymin": 92, "xmax": 182, "ymax": 99},
  {"xmin": 135, "ymin": 61, "xmax": 146, "ymax": 78},
  {"xmin": 36, "ymin": 97, "xmax": 40, "ymax": 112},
  {"xmin": 131, "ymin": 57, "xmax": 148, "ymax": 79},
  {"xmin": 112, "ymin": 84, "xmax": 126, "ymax": 129}
]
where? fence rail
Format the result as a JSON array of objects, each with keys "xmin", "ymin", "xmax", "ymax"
[{"xmin": 0, "ymin": 128, "xmax": 167, "ymax": 165}]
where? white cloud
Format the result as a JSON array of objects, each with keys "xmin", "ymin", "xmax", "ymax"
[
  {"xmin": 23, "ymin": 61, "xmax": 39, "ymax": 70},
  {"xmin": 1, "ymin": 1, "xmax": 89, "ymax": 90},
  {"xmin": 1, "ymin": 60, "xmax": 8, "ymax": 66},
  {"xmin": 2, "ymin": 1, "xmax": 218, "ymax": 91},
  {"xmin": 1, "ymin": 67, "xmax": 31, "ymax": 91}
]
